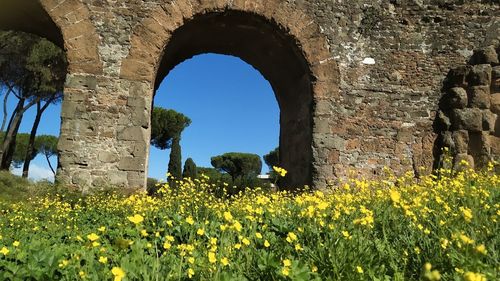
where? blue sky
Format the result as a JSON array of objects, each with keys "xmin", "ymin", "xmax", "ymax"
[{"xmin": 6, "ymin": 53, "xmax": 280, "ymax": 181}]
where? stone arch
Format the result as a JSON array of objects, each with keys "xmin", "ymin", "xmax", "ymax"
[
  {"xmin": 121, "ymin": 0, "xmax": 339, "ymax": 188},
  {"xmin": 0, "ymin": 0, "xmax": 102, "ymax": 75},
  {"xmin": 38, "ymin": 0, "xmax": 102, "ymax": 74}
]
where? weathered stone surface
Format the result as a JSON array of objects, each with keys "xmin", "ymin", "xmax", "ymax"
[
  {"xmin": 483, "ymin": 111, "xmax": 497, "ymax": 133},
  {"xmin": 452, "ymin": 130, "xmax": 469, "ymax": 154},
  {"xmin": 493, "ymin": 66, "xmax": 500, "ymax": 93},
  {"xmin": 491, "ymin": 93, "xmax": 500, "ymax": 114},
  {"xmin": 467, "ymin": 64, "xmax": 492, "ymax": 86},
  {"xmin": 469, "ymin": 46, "xmax": 499, "ymax": 65},
  {"xmin": 453, "ymin": 153, "xmax": 475, "ymax": 171},
  {"xmin": 5, "ymin": 0, "xmax": 497, "ymax": 190},
  {"xmin": 440, "ymin": 87, "xmax": 468, "ymax": 109},
  {"xmin": 434, "ymin": 111, "xmax": 451, "ymax": 131},
  {"xmin": 450, "ymin": 108, "xmax": 483, "ymax": 132},
  {"xmin": 468, "ymin": 86, "xmax": 491, "ymax": 109}
]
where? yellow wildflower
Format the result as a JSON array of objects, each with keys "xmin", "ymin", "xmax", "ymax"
[
  {"xmin": 255, "ymin": 232, "xmax": 263, "ymax": 239},
  {"xmin": 127, "ymin": 214, "xmax": 144, "ymax": 224},
  {"xmin": 264, "ymin": 240, "xmax": 270, "ymax": 248},
  {"xmin": 283, "ymin": 259, "xmax": 292, "ymax": 267},
  {"xmin": 475, "ymin": 244, "xmax": 487, "ymax": 255},
  {"xmin": 163, "ymin": 241, "xmax": 171, "ymax": 250},
  {"xmin": 282, "ymin": 267, "xmax": 290, "ymax": 276},
  {"xmin": 356, "ymin": 266, "xmax": 364, "ymax": 274},
  {"xmin": 185, "ymin": 216, "xmax": 195, "ymax": 225},
  {"xmin": 208, "ymin": 252, "xmax": 217, "ymax": 264},
  {"xmin": 87, "ymin": 233, "xmax": 99, "ymax": 242},
  {"xmin": 187, "ymin": 268, "xmax": 195, "ymax": 278},
  {"xmin": 464, "ymin": 272, "xmax": 487, "ymax": 281},
  {"xmin": 12, "ymin": 241, "xmax": 20, "ymax": 247},
  {"xmin": 223, "ymin": 211, "xmax": 233, "ymax": 222},
  {"xmin": 196, "ymin": 228, "xmax": 205, "ymax": 236},
  {"xmin": 390, "ymin": 189, "xmax": 401, "ymax": 203},
  {"xmin": 98, "ymin": 256, "xmax": 108, "ymax": 264},
  {"xmin": 111, "ymin": 267, "xmax": 125, "ymax": 281},
  {"xmin": 221, "ymin": 257, "xmax": 229, "ymax": 266},
  {"xmin": 242, "ymin": 238, "xmax": 250, "ymax": 246}
]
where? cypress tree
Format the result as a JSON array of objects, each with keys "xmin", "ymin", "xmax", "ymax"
[
  {"xmin": 167, "ymin": 135, "xmax": 182, "ymax": 180},
  {"xmin": 182, "ymin": 158, "xmax": 198, "ymax": 179}
]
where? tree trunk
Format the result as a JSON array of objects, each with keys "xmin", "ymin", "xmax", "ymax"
[
  {"xmin": 22, "ymin": 100, "xmax": 52, "ymax": 178},
  {"xmin": 1, "ymin": 87, "xmax": 12, "ymax": 132},
  {"xmin": 45, "ymin": 153, "xmax": 56, "ymax": 176},
  {"xmin": 0, "ymin": 97, "xmax": 39, "ymax": 170}
]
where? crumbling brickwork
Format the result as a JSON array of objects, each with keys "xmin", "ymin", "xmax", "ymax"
[{"xmin": 1, "ymin": 0, "xmax": 498, "ymax": 190}]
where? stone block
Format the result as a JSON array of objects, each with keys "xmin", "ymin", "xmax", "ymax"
[
  {"xmin": 467, "ymin": 64, "xmax": 492, "ymax": 86},
  {"xmin": 468, "ymin": 132, "xmax": 491, "ymax": 168},
  {"xmin": 98, "ymin": 151, "xmax": 118, "ymax": 163},
  {"xmin": 440, "ymin": 87, "xmax": 468, "ymax": 109},
  {"xmin": 483, "ymin": 111, "xmax": 497, "ymax": 132},
  {"xmin": 492, "ymin": 66, "xmax": 500, "ymax": 93},
  {"xmin": 109, "ymin": 171, "xmax": 128, "ymax": 186},
  {"xmin": 118, "ymin": 127, "xmax": 148, "ymax": 142},
  {"xmin": 491, "ymin": 93, "xmax": 500, "ymax": 114},
  {"xmin": 469, "ymin": 46, "xmax": 499, "ymax": 65},
  {"xmin": 468, "ymin": 86, "xmax": 490, "ymax": 109},
  {"xmin": 443, "ymin": 66, "xmax": 470, "ymax": 89},
  {"xmin": 453, "ymin": 153, "xmax": 474, "ymax": 171},
  {"xmin": 452, "ymin": 130, "xmax": 469, "ymax": 154},
  {"xmin": 66, "ymin": 75, "xmax": 97, "ymax": 90},
  {"xmin": 434, "ymin": 110, "xmax": 451, "ymax": 131},
  {"xmin": 488, "ymin": 135, "xmax": 500, "ymax": 156},
  {"xmin": 72, "ymin": 170, "xmax": 92, "ymax": 186},
  {"xmin": 119, "ymin": 156, "xmax": 146, "ymax": 172},
  {"xmin": 450, "ymin": 108, "xmax": 483, "ymax": 132}
]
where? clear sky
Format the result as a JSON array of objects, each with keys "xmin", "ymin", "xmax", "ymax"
[{"xmin": 5, "ymin": 53, "xmax": 280, "ymax": 181}]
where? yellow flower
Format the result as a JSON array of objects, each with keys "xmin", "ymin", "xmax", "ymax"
[
  {"xmin": 185, "ymin": 216, "xmax": 195, "ymax": 225},
  {"xmin": 223, "ymin": 211, "xmax": 233, "ymax": 222},
  {"xmin": 166, "ymin": 235, "xmax": 174, "ymax": 242},
  {"xmin": 475, "ymin": 244, "xmax": 487, "ymax": 255},
  {"xmin": 1, "ymin": 247, "xmax": 11, "ymax": 256},
  {"xmin": 233, "ymin": 221, "xmax": 242, "ymax": 232},
  {"xmin": 127, "ymin": 214, "xmax": 144, "ymax": 224},
  {"xmin": 210, "ymin": 237, "xmax": 217, "ymax": 245},
  {"xmin": 111, "ymin": 267, "xmax": 125, "ymax": 281},
  {"xmin": 311, "ymin": 265, "xmax": 318, "ymax": 272},
  {"xmin": 196, "ymin": 228, "xmax": 205, "ymax": 236},
  {"xmin": 98, "ymin": 256, "xmax": 108, "ymax": 264},
  {"xmin": 440, "ymin": 238, "xmax": 449, "ymax": 249},
  {"xmin": 92, "ymin": 241, "xmax": 100, "ymax": 247},
  {"xmin": 187, "ymin": 268, "xmax": 195, "ymax": 278},
  {"xmin": 12, "ymin": 241, "xmax": 20, "ymax": 247},
  {"xmin": 282, "ymin": 267, "xmax": 290, "ymax": 276},
  {"xmin": 58, "ymin": 259, "xmax": 69, "ymax": 267},
  {"xmin": 163, "ymin": 241, "xmax": 171, "ymax": 250},
  {"xmin": 464, "ymin": 272, "xmax": 487, "ymax": 281},
  {"xmin": 424, "ymin": 263, "xmax": 432, "ymax": 271},
  {"xmin": 208, "ymin": 252, "xmax": 217, "ymax": 264},
  {"xmin": 234, "ymin": 243, "xmax": 241, "ymax": 250},
  {"xmin": 87, "ymin": 233, "xmax": 99, "ymax": 242},
  {"xmin": 264, "ymin": 240, "xmax": 270, "ymax": 248},
  {"xmin": 188, "ymin": 257, "xmax": 195, "ymax": 264},
  {"xmin": 255, "ymin": 232, "xmax": 263, "ymax": 239},
  {"xmin": 98, "ymin": 226, "xmax": 106, "ymax": 232},
  {"xmin": 273, "ymin": 166, "xmax": 288, "ymax": 177},
  {"xmin": 242, "ymin": 238, "xmax": 250, "ymax": 246},
  {"xmin": 342, "ymin": 230, "xmax": 352, "ymax": 239},
  {"xmin": 356, "ymin": 266, "xmax": 364, "ymax": 274},
  {"xmin": 390, "ymin": 189, "xmax": 401, "ymax": 203},
  {"xmin": 221, "ymin": 257, "xmax": 229, "ymax": 266},
  {"xmin": 460, "ymin": 207, "xmax": 473, "ymax": 222},
  {"xmin": 140, "ymin": 229, "xmax": 148, "ymax": 237},
  {"xmin": 79, "ymin": 271, "xmax": 86, "ymax": 278},
  {"xmin": 295, "ymin": 243, "xmax": 303, "ymax": 251},
  {"xmin": 283, "ymin": 259, "xmax": 292, "ymax": 267},
  {"xmin": 286, "ymin": 232, "xmax": 297, "ymax": 243}
]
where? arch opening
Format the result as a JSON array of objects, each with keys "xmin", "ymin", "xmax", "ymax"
[
  {"xmin": 0, "ymin": 1, "xmax": 64, "ymax": 48},
  {"xmin": 154, "ymin": 11, "xmax": 315, "ymax": 188}
]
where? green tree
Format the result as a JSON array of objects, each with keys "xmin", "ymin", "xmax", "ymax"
[
  {"xmin": 211, "ymin": 152, "xmax": 262, "ymax": 182},
  {"xmin": 263, "ymin": 147, "xmax": 279, "ymax": 170},
  {"xmin": 150, "ymin": 107, "xmax": 191, "ymax": 180},
  {"xmin": 34, "ymin": 135, "xmax": 58, "ymax": 176},
  {"xmin": 168, "ymin": 136, "xmax": 182, "ymax": 180},
  {"xmin": 0, "ymin": 31, "xmax": 66, "ymax": 171},
  {"xmin": 182, "ymin": 158, "xmax": 198, "ymax": 179}
]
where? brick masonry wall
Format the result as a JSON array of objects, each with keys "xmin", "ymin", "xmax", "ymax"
[{"xmin": 43, "ymin": 0, "xmax": 499, "ymax": 190}]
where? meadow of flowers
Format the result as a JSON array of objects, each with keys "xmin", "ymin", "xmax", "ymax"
[{"xmin": 0, "ymin": 162, "xmax": 498, "ymax": 280}]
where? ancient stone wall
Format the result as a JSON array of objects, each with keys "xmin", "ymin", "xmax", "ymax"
[{"xmin": 2, "ymin": 0, "xmax": 498, "ymax": 190}]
